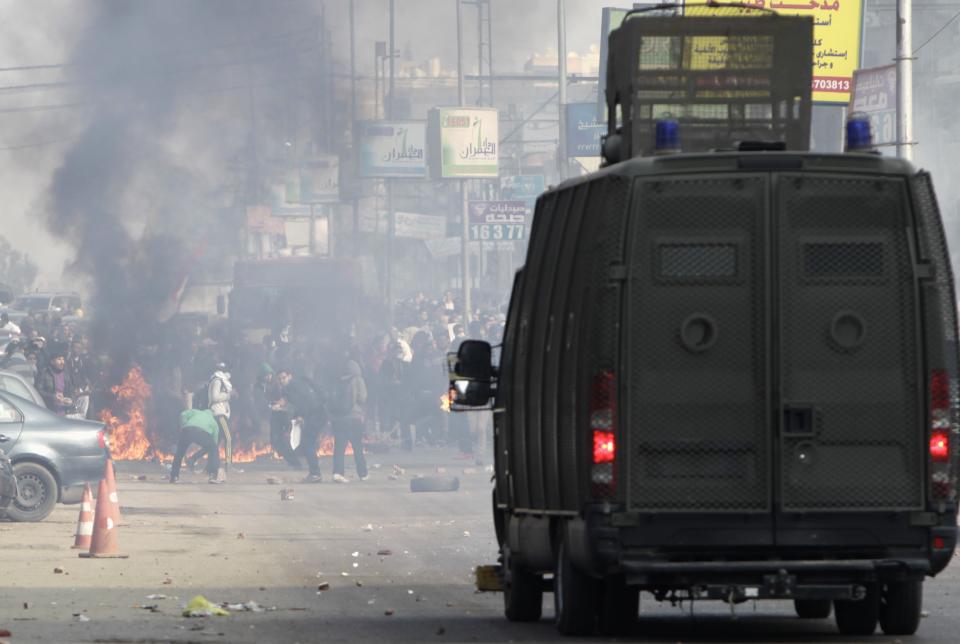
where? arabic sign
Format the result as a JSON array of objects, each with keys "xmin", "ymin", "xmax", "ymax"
[
  {"xmin": 565, "ymin": 103, "xmax": 605, "ymax": 157},
  {"xmin": 424, "ymin": 237, "xmax": 462, "ymax": 259},
  {"xmin": 393, "ymin": 211, "xmax": 447, "ymax": 240},
  {"xmin": 849, "ymin": 64, "xmax": 896, "ymax": 147},
  {"xmin": 358, "ymin": 121, "xmax": 427, "ymax": 178},
  {"xmin": 468, "ymin": 201, "xmax": 528, "ymax": 242},
  {"xmin": 299, "ymin": 156, "xmax": 340, "ymax": 203},
  {"xmin": 429, "ymin": 107, "xmax": 499, "ymax": 178},
  {"xmin": 501, "ymin": 174, "xmax": 544, "ymax": 213},
  {"xmin": 694, "ymin": 0, "xmax": 863, "ymax": 104}
]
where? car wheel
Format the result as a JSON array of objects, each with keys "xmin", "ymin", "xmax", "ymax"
[
  {"xmin": 834, "ymin": 583, "xmax": 879, "ymax": 636},
  {"xmin": 879, "ymin": 580, "xmax": 923, "ymax": 636},
  {"xmin": 6, "ymin": 462, "xmax": 58, "ymax": 522},
  {"xmin": 795, "ymin": 599, "xmax": 832, "ymax": 619},
  {"xmin": 554, "ymin": 537, "xmax": 597, "ymax": 636}
]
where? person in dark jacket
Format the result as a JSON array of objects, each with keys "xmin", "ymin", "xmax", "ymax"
[
  {"xmin": 260, "ymin": 364, "xmax": 300, "ymax": 468},
  {"xmin": 276, "ymin": 369, "xmax": 326, "ymax": 483},
  {"xmin": 35, "ymin": 351, "xmax": 75, "ymax": 415}
]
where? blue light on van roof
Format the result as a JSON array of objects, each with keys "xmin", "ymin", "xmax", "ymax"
[
  {"xmin": 846, "ymin": 113, "xmax": 874, "ymax": 152},
  {"xmin": 654, "ymin": 118, "xmax": 681, "ymax": 154}
]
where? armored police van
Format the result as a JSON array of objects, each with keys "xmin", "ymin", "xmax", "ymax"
[{"xmin": 450, "ymin": 8, "xmax": 958, "ymax": 638}]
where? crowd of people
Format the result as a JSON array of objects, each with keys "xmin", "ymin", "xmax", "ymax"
[{"xmin": 0, "ymin": 287, "xmax": 506, "ymax": 484}]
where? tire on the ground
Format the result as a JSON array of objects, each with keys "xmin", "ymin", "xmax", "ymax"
[
  {"xmin": 554, "ymin": 537, "xmax": 597, "ymax": 636},
  {"xmin": 834, "ymin": 583, "xmax": 880, "ymax": 636},
  {"xmin": 879, "ymin": 580, "xmax": 923, "ymax": 636},
  {"xmin": 795, "ymin": 599, "xmax": 832, "ymax": 619},
  {"xmin": 503, "ymin": 550, "xmax": 543, "ymax": 622},
  {"xmin": 6, "ymin": 461, "xmax": 58, "ymax": 522},
  {"xmin": 597, "ymin": 575, "xmax": 639, "ymax": 636},
  {"xmin": 409, "ymin": 476, "xmax": 460, "ymax": 493}
]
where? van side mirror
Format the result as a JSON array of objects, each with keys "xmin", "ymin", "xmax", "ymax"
[{"xmin": 446, "ymin": 340, "xmax": 496, "ymax": 408}]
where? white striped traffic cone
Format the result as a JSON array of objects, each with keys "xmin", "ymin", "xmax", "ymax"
[{"xmin": 70, "ymin": 483, "xmax": 94, "ymax": 549}]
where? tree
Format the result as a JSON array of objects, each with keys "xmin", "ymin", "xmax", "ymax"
[{"xmin": 0, "ymin": 236, "xmax": 38, "ymax": 295}]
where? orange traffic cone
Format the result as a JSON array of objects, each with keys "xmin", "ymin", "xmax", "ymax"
[
  {"xmin": 70, "ymin": 483, "xmax": 94, "ymax": 549},
  {"xmin": 103, "ymin": 459, "xmax": 123, "ymax": 524},
  {"xmin": 79, "ymin": 478, "xmax": 127, "ymax": 559}
]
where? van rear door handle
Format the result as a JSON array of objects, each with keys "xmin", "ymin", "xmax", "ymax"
[
  {"xmin": 0, "ymin": 434, "xmax": 9, "ymax": 442},
  {"xmin": 782, "ymin": 404, "xmax": 817, "ymax": 437}
]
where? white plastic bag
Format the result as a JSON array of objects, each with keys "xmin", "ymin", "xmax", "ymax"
[{"xmin": 290, "ymin": 418, "xmax": 302, "ymax": 450}]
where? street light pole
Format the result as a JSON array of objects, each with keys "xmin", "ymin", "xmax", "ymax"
[
  {"xmin": 896, "ymin": 0, "xmax": 913, "ymax": 161},
  {"xmin": 386, "ymin": 0, "xmax": 396, "ymax": 323},
  {"xmin": 457, "ymin": 0, "xmax": 472, "ymax": 323},
  {"xmin": 557, "ymin": 0, "xmax": 568, "ymax": 179}
]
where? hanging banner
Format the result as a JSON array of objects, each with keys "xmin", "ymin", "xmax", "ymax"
[
  {"xmin": 689, "ymin": 0, "xmax": 864, "ymax": 104},
  {"xmin": 358, "ymin": 121, "xmax": 427, "ymax": 178},
  {"xmin": 849, "ymin": 65, "xmax": 896, "ymax": 147},
  {"xmin": 428, "ymin": 107, "xmax": 499, "ymax": 178}
]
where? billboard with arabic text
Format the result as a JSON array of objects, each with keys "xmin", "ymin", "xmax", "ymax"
[
  {"xmin": 428, "ymin": 107, "xmax": 499, "ymax": 178},
  {"xmin": 687, "ymin": 0, "xmax": 863, "ymax": 104},
  {"xmin": 358, "ymin": 121, "xmax": 427, "ymax": 178}
]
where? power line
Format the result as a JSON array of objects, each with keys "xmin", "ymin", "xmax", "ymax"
[
  {"xmin": 0, "ymin": 137, "xmax": 77, "ymax": 151},
  {"xmin": 914, "ymin": 7, "xmax": 960, "ymax": 55}
]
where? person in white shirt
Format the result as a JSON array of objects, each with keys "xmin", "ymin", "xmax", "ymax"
[{"xmin": 1, "ymin": 313, "xmax": 21, "ymax": 336}]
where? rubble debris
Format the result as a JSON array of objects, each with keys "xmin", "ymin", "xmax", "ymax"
[
  {"xmin": 317, "ymin": 582, "xmax": 330, "ymax": 591},
  {"xmin": 280, "ymin": 488, "xmax": 295, "ymax": 501},
  {"xmin": 341, "ymin": 572, "xmax": 350, "ymax": 577},
  {"xmin": 266, "ymin": 477, "xmax": 281, "ymax": 485},
  {"xmin": 362, "ymin": 524, "xmax": 374, "ymax": 532},
  {"xmin": 183, "ymin": 595, "xmax": 230, "ymax": 617},
  {"xmin": 436, "ymin": 627, "xmax": 446, "ymax": 635},
  {"xmin": 73, "ymin": 614, "xmax": 90, "ymax": 622},
  {"xmin": 146, "ymin": 594, "xmax": 167, "ymax": 600},
  {"xmin": 387, "ymin": 475, "xmax": 400, "ymax": 481},
  {"xmin": 163, "ymin": 578, "xmax": 173, "ymax": 585},
  {"xmin": 392, "ymin": 465, "xmax": 405, "ymax": 476},
  {"xmin": 351, "ymin": 551, "xmax": 360, "ymax": 558},
  {"xmin": 224, "ymin": 601, "xmax": 264, "ymax": 612},
  {"xmin": 384, "ymin": 609, "xmax": 395, "ymax": 616},
  {"xmin": 22, "ymin": 602, "xmax": 30, "ymax": 610},
  {"xmin": 53, "ymin": 567, "xmax": 64, "ymax": 574},
  {"xmin": 355, "ymin": 580, "xmax": 363, "ymax": 588},
  {"xmin": 377, "ymin": 549, "xmax": 393, "ymax": 556},
  {"xmin": 237, "ymin": 532, "xmax": 246, "ymax": 540},
  {"xmin": 137, "ymin": 475, "xmax": 147, "ymax": 481}
]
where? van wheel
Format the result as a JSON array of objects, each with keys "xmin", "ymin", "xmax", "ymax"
[
  {"xmin": 503, "ymin": 553, "xmax": 543, "ymax": 622},
  {"xmin": 794, "ymin": 599, "xmax": 832, "ymax": 619},
  {"xmin": 554, "ymin": 538, "xmax": 597, "ymax": 636},
  {"xmin": 834, "ymin": 583, "xmax": 879, "ymax": 636},
  {"xmin": 597, "ymin": 575, "xmax": 639, "ymax": 636},
  {"xmin": 6, "ymin": 462, "xmax": 58, "ymax": 522},
  {"xmin": 879, "ymin": 580, "xmax": 922, "ymax": 636}
]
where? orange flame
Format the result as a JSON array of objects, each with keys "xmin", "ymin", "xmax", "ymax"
[
  {"xmin": 440, "ymin": 391, "xmax": 452, "ymax": 413},
  {"xmin": 100, "ymin": 366, "xmax": 156, "ymax": 461}
]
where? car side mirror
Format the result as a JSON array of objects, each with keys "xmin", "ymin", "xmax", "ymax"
[{"xmin": 446, "ymin": 340, "xmax": 496, "ymax": 408}]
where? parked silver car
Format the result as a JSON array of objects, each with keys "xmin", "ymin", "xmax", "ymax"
[{"xmin": 0, "ymin": 389, "xmax": 108, "ymax": 521}]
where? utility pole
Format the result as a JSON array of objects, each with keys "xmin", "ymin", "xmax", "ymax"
[
  {"xmin": 896, "ymin": 0, "xmax": 913, "ymax": 161},
  {"xmin": 457, "ymin": 0, "xmax": 472, "ymax": 323},
  {"xmin": 350, "ymin": 0, "xmax": 359, "ymax": 244},
  {"xmin": 386, "ymin": 0, "xmax": 396, "ymax": 322},
  {"xmin": 557, "ymin": 0, "xmax": 568, "ymax": 179}
]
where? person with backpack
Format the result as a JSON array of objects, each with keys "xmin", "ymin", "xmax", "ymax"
[
  {"xmin": 329, "ymin": 351, "xmax": 369, "ymax": 483},
  {"xmin": 276, "ymin": 368, "xmax": 327, "ymax": 483}
]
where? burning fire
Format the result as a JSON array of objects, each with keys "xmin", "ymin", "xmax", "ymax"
[
  {"xmin": 440, "ymin": 390, "xmax": 452, "ymax": 412},
  {"xmin": 100, "ymin": 366, "xmax": 156, "ymax": 460},
  {"xmin": 100, "ymin": 365, "xmax": 353, "ymax": 462}
]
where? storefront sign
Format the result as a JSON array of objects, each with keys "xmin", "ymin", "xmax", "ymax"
[
  {"xmin": 566, "ymin": 103, "xmax": 605, "ymax": 157},
  {"xmin": 850, "ymin": 64, "xmax": 896, "ymax": 147},
  {"xmin": 468, "ymin": 201, "xmax": 527, "ymax": 242},
  {"xmin": 393, "ymin": 211, "xmax": 447, "ymax": 240}
]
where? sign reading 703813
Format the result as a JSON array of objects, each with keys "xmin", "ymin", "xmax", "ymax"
[{"xmin": 468, "ymin": 201, "xmax": 528, "ymax": 242}]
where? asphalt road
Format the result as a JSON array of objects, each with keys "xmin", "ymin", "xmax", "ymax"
[{"xmin": 1, "ymin": 448, "xmax": 958, "ymax": 643}]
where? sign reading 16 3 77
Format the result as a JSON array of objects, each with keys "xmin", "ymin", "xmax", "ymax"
[{"xmin": 468, "ymin": 201, "xmax": 527, "ymax": 242}]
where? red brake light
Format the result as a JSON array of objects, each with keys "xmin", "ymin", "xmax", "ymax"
[
  {"xmin": 933, "ymin": 536, "xmax": 947, "ymax": 550},
  {"xmin": 930, "ymin": 430, "xmax": 950, "ymax": 462},
  {"xmin": 593, "ymin": 430, "xmax": 616, "ymax": 464}
]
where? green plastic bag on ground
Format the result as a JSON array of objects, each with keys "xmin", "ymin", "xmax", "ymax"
[{"xmin": 183, "ymin": 595, "xmax": 230, "ymax": 617}]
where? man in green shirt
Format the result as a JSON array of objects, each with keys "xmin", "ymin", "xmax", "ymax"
[{"xmin": 170, "ymin": 408, "xmax": 222, "ymax": 484}]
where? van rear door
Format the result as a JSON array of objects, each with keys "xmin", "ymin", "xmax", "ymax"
[
  {"xmin": 775, "ymin": 174, "xmax": 925, "ymax": 543},
  {"xmin": 625, "ymin": 174, "xmax": 773, "ymax": 542}
]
